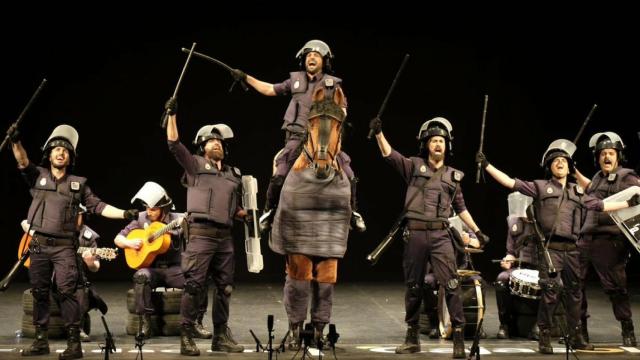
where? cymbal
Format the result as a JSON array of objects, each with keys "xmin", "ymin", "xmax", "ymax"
[{"xmin": 464, "ymin": 247, "xmax": 483, "ymax": 253}]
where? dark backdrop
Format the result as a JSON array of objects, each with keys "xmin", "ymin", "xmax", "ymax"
[{"xmin": 1, "ymin": 11, "xmax": 638, "ymax": 284}]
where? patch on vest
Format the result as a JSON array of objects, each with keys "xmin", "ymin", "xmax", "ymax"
[
  {"xmin": 232, "ymin": 167, "xmax": 241, "ymax": 177},
  {"xmin": 575, "ymin": 185, "xmax": 584, "ymax": 195},
  {"xmin": 608, "ymin": 173, "xmax": 617, "ymax": 182},
  {"xmin": 39, "ymin": 178, "xmax": 47, "ymax": 186},
  {"xmin": 294, "ymin": 80, "xmax": 300, "ymax": 89},
  {"xmin": 324, "ymin": 78, "xmax": 334, "ymax": 87},
  {"xmin": 83, "ymin": 230, "xmax": 93, "ymax": 239},
  {"xmin": 70, "ymin": 181, "xmax": 80, "ymax": 191},
  {"xmin": 205, "ymin": 163, "xmax": 212, "ymax": 170},
  {"xmin": 512, "ymin": 223, "xmax": 518, "ymax": 232},
  {"xmin": 420, "ymin": 165, "xmax": 427, "ymax": 173},
  {"xmin": 546, "ymin": 187, "xmax": 553, "ymax": 194},
  {"xmin": 453, "ymin": 171, "xmax": 462, "ymax": 182}
]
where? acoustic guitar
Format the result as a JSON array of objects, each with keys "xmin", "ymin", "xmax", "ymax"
[{"xmin": 124, "ymin": 217, "xmax": 183, "ymax": 270}]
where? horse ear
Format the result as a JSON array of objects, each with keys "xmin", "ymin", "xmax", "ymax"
[
  {"xmin": 312, "ymin": 87, "xmax": 325, "ymax": 102},
  {"xmin": 333, "ymin": 87, "xmax": 346, "ymax": 108}
]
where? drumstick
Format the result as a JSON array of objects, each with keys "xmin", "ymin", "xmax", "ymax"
[{"xmin": 491, "ymin": 259, "xmax": 520, "ymax": 263}]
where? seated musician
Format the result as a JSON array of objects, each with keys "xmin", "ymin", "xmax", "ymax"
[{"xmin": 113, "ymin": 182, "xmax": 210, "ymax": 339}]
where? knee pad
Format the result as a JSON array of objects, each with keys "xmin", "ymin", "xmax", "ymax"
[
  {"xmin": 219, "ymin": 284, "xmax": 233, "ymax": 296},
  {"xmin": 32, "ymin": 287, "xmax": 50, "ymax": 301},
  {"xmin": 184, "ymin": 281, "xmax": 203, "ymax": 296},
  {"xmin": 133, "ymin": 272, "xmax": 151, "ymax": 285},
  {"xmin": 315, "ymin": 259, "xmax": 338, "ymax": 284},
  {"xmin": 445, "ymin": 278, "xmax": 460, "ymax": 291},
  {"xmin": 407, "ymin": 282, "xmax": 422, "ymax": 297}
]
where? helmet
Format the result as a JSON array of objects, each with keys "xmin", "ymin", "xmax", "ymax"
[
  {"xmin": 540, "ymin": 138, "xmax": 576, "ymax": 173},
  {"xmin": 417, "ymin": 117, "xmax": 453, "ymax": 156},
  {"xmin": 131, "ymin": 181, "xmax": 174, "ymax": 209},
  {"xmin": 588, "ymin": 131, "xmax": 626, "ymax": 165},
  {"xmin": 41, "ymin": 124, "xmax": 79, "ymax": 166},
  {"xmin": 193, "ymin": 124, "xmax": 234, "ymax": 156},
  {"xmin": 296, "ymin": 39, "xmax": 334, "ymax": 73}
]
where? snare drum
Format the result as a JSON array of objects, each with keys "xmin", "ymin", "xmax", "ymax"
[{"xmin": 509, "ymin": 268, "xmax": 541, "ymax": 299}]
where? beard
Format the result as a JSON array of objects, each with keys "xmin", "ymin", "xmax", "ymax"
[
  {"xmin": 206, "ymin": 148, "xmax": 224, "ymax": 161},
  {"xmin": 430, "ymin": 152, "xmax": 444, "ymax": 162}
]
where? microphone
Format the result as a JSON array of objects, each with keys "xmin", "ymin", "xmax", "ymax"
[{"xmin": 267, "ymin": 314, "xmax": 274, "ymax": 333}]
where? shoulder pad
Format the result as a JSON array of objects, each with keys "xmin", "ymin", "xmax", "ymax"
[{"xmin": 232, "ymin": 167, "xmax": 242, "ymax": 178}]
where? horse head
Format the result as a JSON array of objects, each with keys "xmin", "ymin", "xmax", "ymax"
[{"xmin": 293, "ymin": 86, "xmax": 346, "ymax": 179}]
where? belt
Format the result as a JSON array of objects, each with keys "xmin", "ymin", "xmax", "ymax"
[
  {"xmin": 407, "ymin": 220, "xmax": 448, "ymax": 231},
  {"xmin": 33, "ymin": 233, "xmax": 74, "ymax": 246},
  {"xmin": 547, "ymin": 242, "xmax": 577, "ymax": 251},
  {"xmin": 189, "ymin": 225, "xmax": 231, "ymax": 238}
]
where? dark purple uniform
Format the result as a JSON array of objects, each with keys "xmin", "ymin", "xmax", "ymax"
[
  {"xmin": 119, "ymin": 212, "xmax": 187, "ymax": 315},
  {"xmin": 578, "ymin": 167, "xmax": 640, "ymax": 323},
  {"xmin": 385, "ymin": 149, "xmax": 467, "ymax": 327},
  {"xmin": 21, "ymin": 164, "xmax": 106, "ymax": 329},
  {"xmin": 266, "ymin": 72, "xmax": 357, "ymax": 209},
  {"xmin": 168, "ymin": 140, "xmax": 241, "ymax": 327},
  {"xmin": 514, "ymin": 178, "xmax": 605, "ymax": 330}
]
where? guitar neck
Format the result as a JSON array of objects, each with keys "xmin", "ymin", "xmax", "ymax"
[{"xmin": 150, "ymin": 217, "xmax": 183, "ymax": 240}]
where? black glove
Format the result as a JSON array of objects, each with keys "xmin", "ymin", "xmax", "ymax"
[
  {"xmin": 164, "ymin": 97, "xmax": 178, "ymax": 116},
  {"xmin": 475, "ymin": 230, "xmax": 490, "ymax": 246},
  {"xmin": 124, "ymin": 209, "xmax": 139, "ymax": 221},
  {"xmin": 231, "ymin": 68, "xmax": 247, "ymax": 82},
  {"xmin": 7, "ymin": 124, "xmax": 20, "ymax": 143},
  {"xmin": 628, "ymin": 193, "xmax": 640, "ymax": 207},
  {"xmin": 475, "ymin": 151, "xmax": 489, "ymax": 169},
  {"xmin": 369, "ymin": 117, "xmax": 382, "ymax": 135},
  {"xmin": 244, "ymin": 210, "xmax": 255, "ymax": 225}
]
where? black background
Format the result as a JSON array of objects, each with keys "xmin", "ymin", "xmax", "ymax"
[{"xmin": 1, "ymin": 10, "xmax": 638, "ymax": 284}]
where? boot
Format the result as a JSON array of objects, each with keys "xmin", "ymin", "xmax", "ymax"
[
  {"xmin": 538, "ymin": 328, "xmax": 553, "ymax": 354},
  {"xmin": 194, "ymin": 319, "xmax": 212, "ymax": 339},
  {"xmin": 581, "ymin": 318, "xmax": 590, "ymax": 343},
  {"xmin": 59, "ymin": 326, "xmax": 82, "ymax": 360},
  {"xmin": 452, "ymin": 326, "xmax": 465, "ymax": 359},
  {"xmin": 287, "ymin": 322, "xmax": 303, "ymax": 351},
  {"xmin": 22, "ymin": 326, "xmax": 50, "ymax": 356},
  {"xmin": 350, "ymin": 211, "xmax": 366, "ymax": 232},
  {"xmin": 622, "ymin": 320, "xmax": 637, "ymax": 346},
  {"xmin": 571, "ymin": 325, "xmax": 594, "ymax": 350},
  {"xmin": 497, "ymin": 324, "xmax": 509, "ymax": 339},
  {"xmin": 180, "ymin": 324, "xmax": 200, "ymax": 356},
  {"xmin": 211, "ymin": 323, "xmax": 244, "ymax": 353},
  {"xmin": 395, "ymin": 325, "xmax": 420, "ymax": 354}
]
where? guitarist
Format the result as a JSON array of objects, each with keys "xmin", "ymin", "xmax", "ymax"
[
  {"xmin": 114, "ymin": 182, "xmax": 211, "ymax": 339},
  {"xmin": 9, "ymin": 124, "xmax": 139, "ymax": 359}
]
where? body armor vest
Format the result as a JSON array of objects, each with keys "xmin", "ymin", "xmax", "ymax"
[
  {"xmin": 507, "ymin": 216, "xmax": 538, "ymax": 265},
  {"xmin": 281, "ymin": 71, "xmax": 342, "ymax": 134},
  {"xmin": 532, "ymin": 180, "xmax": 583, "ymax": 242},
  {"xmin": 184, "ymin": 156, "xmax": 241, "ymax": 227},
  {"xmin": 582, "ymin": 167, "xmax": 637, "ymax": 235},
  {"xmin": 404, "ymin": 157, "xmax": 462, "ymax": 223},
  {"xmin": 28, "ymin": 167, "xmax": 86, "ymax": 238}
]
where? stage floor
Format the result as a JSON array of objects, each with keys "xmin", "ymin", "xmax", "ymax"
[{"xmin": 0, "ymin": 281, "xmax": 638, "ymax": 359}]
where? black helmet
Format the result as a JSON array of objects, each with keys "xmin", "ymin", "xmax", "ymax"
[
  {"xmin": 589, "ymin": 131, "xmax": 626, "ymax": 165},
  {"xmin": 193, "ymin": 124, "xmax": 234, "ymax": 156},
  {"xmin": 296, "ymin": 40, "xmax": 334, "ymax": 73},
  {"xmin": 540, "ymin": 139, "xmax": 576, "ymax": 175},
  {"xmin": 417, "ymin": 117, "xmax": 453, "ymax": 156},
  {"xmin": 41, "ymin": 124, "xmax": 79, "ymax": 167}
]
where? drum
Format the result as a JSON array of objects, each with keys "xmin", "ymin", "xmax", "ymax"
[
  {"xmin": 509, "ymin": 269, "xmax": 541, "ymax": 299},
  {"xmin": 438, "ymin": 273, "xmax": 485, "ymax": 339}
]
